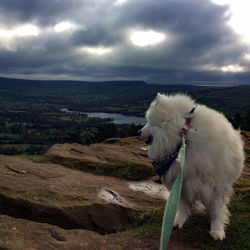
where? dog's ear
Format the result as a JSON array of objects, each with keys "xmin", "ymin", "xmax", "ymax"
[
  {"xmin": 155, "ymin": 92, "xmax": 162, "ymax": 105},
  {"xmin": 156, "ymin": 92, "xmax": 162, "ymax": 99}
]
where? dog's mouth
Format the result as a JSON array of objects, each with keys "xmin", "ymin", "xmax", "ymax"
[{"xmin": 145, "ymin": 135, "xmax": 153, "ymax": 145}]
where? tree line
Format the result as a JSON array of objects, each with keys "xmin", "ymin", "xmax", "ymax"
[
  {"xmin": 228, "ymin": 110, "xmax": 250, "ymax": 131},
  {"xmin": 0, "ymin": 108, "xmax": 249, "ymax": 156}
]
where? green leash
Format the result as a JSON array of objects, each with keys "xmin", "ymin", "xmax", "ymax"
[{"xmin": 160, "ymin": 136, "xmax": 186, "ymax": 250}]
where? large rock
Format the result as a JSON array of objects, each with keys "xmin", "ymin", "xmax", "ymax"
[
  {"xmin": 45, "ymin": 137, "xmax": 155, "ymax": 180},
  {"xmin": 0, "ymin": 154, "xmax": 199, "ymax": 249},
  {"xmin": 0, "ymin": 155, "xmax": 166, "ymax": 233},
  {"xmin": 47, "ymin": 137, "xmax": 150, "ymax": 165},
  {"xmin": 0, "ymin": 214, "xmax": 158, "ymax": 250},
  {"xmin": 0, "ymin": 214, "xmax": 196, "ymax": 250}
]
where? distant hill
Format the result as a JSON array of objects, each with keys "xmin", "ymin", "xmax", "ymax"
[{"xmin": 0, "ymin": 76, "xmax": 249, "ymax": 116}]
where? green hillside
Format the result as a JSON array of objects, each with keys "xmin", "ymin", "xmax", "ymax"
[{"xmin": 0, "ymin": 77, "xmax": 249, "ymax": 117}]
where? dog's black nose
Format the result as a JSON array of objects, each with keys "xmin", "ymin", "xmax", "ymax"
[{"xmin": 146, "ymin": 135, "xmax": 153, "ymax": 145}]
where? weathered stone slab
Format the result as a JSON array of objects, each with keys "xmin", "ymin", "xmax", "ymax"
[
  {"xmin": 0, "ymin": 214, "xmax": 160, "ymax": 250},
  {"xmin": 0, "ymin": 214, "xmax": 196, "ymax": 250},
  {"xmin": 0, "ymin": 155, "xmax": 165, "ymax": 233},
  {"xmin": 47, "ymin": 137, "xmax": 150, "ymax": 165}
]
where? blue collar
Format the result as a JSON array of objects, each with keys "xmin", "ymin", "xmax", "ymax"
[{"xmin": 150, "ymin": 140, "xmax": 182, "ymax": 176}]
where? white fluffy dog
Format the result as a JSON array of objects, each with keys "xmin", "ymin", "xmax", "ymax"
[{"xmin": 140, "ymin": 93, "xmax": 244, "ymax": 240}]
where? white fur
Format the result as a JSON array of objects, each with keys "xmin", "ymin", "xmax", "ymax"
[{"xmin": 140, "ymin": 93, "xmax": 244, "ymax": 240}]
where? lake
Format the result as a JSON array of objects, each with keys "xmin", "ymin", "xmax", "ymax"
[
  {"xmin": 60, "ymin": 108, "xmax": 147, "ymax": 125},
  {"xmin": 85, "ymin": 112, "xmax": 146, "ymax": 125}
]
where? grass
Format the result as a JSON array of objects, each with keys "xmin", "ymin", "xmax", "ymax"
[
  {"xmin": 125, "ymin": 208, "xmax": 163, "ymax": 238},
  {"xmin": 103, "ymin": 136, "xmax": 144, "ymax": 146},
  {"xmin": 59, "ymin": 116, "xmax": 88, "ymax": 122},
  {"xmin": 125, "ymin": 176, "xmax": 250, "ymax": 249},
  {"xmin": 107, "ymin": 106, "xmax": 123, "ymax": 111},
  {"xmin": 37, "ymin": 155, "xmax": 155, "ymax": 181},
  {"xmin": 0, "ymin": 133, "xmax": 20, "ymax": 139},
  {"xmin": 15, "ymin": 154, "xmax": 43, "ymax": 160}
]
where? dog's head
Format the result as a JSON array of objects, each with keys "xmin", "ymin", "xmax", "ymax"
[{"xmin": 140, "ymin": 93, "xmax": 195, "ymax": 159}]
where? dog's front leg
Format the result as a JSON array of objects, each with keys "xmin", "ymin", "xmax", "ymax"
[
  {"xmin": 208, "ymin": 197, "xmax": 229, "ymax": 240},
  {"xmin": 174, "ymin": 198, "xmax": 191, "ymax": 228}
]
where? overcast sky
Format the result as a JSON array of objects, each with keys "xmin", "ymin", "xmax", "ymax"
[{"xmin": 0, "ymin": 0, "xmax": 249, "ymax": 85}]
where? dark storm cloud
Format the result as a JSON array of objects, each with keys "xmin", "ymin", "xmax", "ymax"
[
  {"xmin": 0, "ymin": 0, "xmax": 83, "ymax": 26},
  {"xmin": 114, "ymin": 0, "xmax": 245, "ymax": 68},
  {"xmin": 0, "ymin": 0, "xmax": 249, "ymax": 84},
  {"xmin": 118, "ymin": 0, "xmax": 228, "ymax": 30},
  {"xmin": 71, "ymin": 26, "xmax": 123, "ymax": 46}
]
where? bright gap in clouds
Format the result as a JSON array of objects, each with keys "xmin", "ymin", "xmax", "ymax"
[
  {"xmin": 0, "ymin": 29, "xmax": 12, "ymax": 38},
  {"xmin": 221, "ymin": 64, "xmax": 245, "ymax": 72},
  {"xmin": 54, "ymin": 21, "xmax": 75, "ymax": 32},
  {"xmin": 15, "ymin": 24, "xmax": 39, "ymax": 36},
  {"xmin": 203, "ymin": 63, "xmax": 245, "ymax": 73},
  {"xmin": 130, "ymin": 31, "xmax": 165, "ymax": 47},
  {"xmin": 212, "ymin": 0, "xmax": 250, "ymax": 41},
  {"xmin": 0, "ymin": 24, "xmax": 39, "ymax": 38},
  {"xmin": 114, "ymin": 0, "xmax": 127, "ymax": 5},
  {"xmin": 81, "ymin": 46, "xmax": 112, "ymax": 55}
]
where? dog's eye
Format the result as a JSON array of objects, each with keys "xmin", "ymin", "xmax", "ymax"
[{"xmin": 146, "ymin": 135, "xmax": 153, "ymax": 145}]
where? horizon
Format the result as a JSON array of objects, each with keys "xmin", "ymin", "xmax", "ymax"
[
  {"xmin": 0, "ymin": 0, "xmax": 250, "ymax": 85},
  {"xmin": 1, "ymin": 75, "xmax": 248, "ymax": 87}
]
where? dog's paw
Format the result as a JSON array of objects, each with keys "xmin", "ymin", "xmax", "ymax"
[
  {"xmin": 210, "ymin": 229, "xmax": 225, "ymax": 241},
  {"xmin": 173, "ymin": 218, "xmax": 184, "ymax": 229},
  {"xmin": 174, "ymin": 211, "xmax": 189, "ymax": 229}
]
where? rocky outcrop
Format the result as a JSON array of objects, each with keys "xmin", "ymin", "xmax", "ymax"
[
  {"xmin": 0, "ymin": 214, "xmax": 197, "ymax": 250},
  {"xmin": 0, "ymin": 153, "xmax": 186, "ymax": 249},
  {"xmin": 47, "ymin": 137, "xmax": 150, "ymax": 165},
  {"xmin": 0, "ymin": 133, "xmax": 249, "ymax": 249},
  {"xmin": 0, "ymin": 137, "xmax": 172, "ymax": 249},
  {"xmin": 0, "ymin": 155, "xmax": 166, "ymax": 234},
  {"xmin": 45, "ymin": 137, "xmax": 155, "ymax": 180},
  {"xmin": 0, "ymin": 214, "xmax": 160, "ymax": 250}
]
